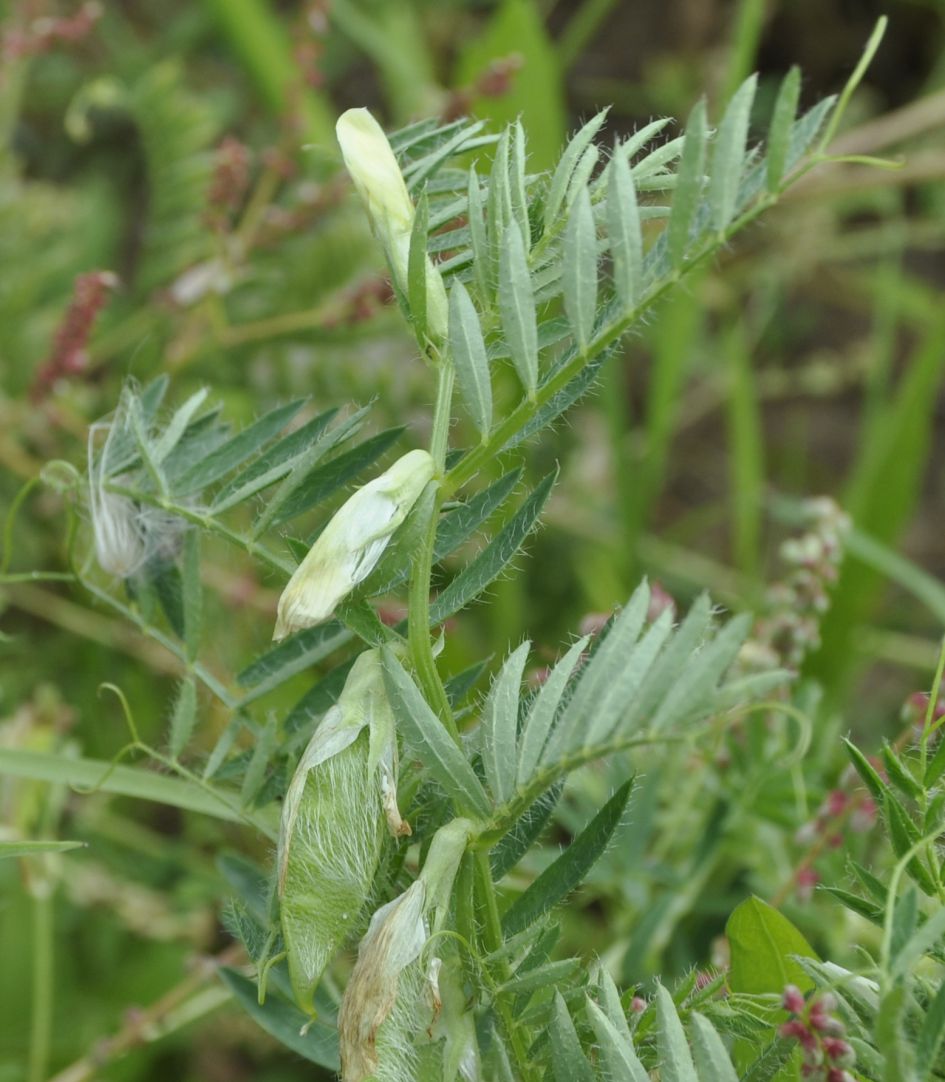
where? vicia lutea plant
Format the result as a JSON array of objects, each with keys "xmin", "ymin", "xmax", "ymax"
[{"xmin": 63, "ymin": 33, "xmax": 885, "ymax": 1080}]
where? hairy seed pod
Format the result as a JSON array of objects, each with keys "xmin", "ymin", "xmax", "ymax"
[{"xmin": 278, "ymin": 649, "xmax": 412, "ymax": 1015}]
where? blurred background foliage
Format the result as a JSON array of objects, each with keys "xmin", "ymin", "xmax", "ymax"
[{"xmin": 1, "ymin": 0, "xmax": 944, "ymax": 1079}]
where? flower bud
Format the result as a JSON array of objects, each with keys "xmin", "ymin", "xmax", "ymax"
[
  {"xmin": 274, "ymin": 449, "xmax": 435, "ymax": 640},
  {"xmin": 336, "ymin": 108, "xmax": 448, "ymax": 339},
  {"xmin": 278, "ymin": 649, "xmax": 412, "ymax": 1015}
]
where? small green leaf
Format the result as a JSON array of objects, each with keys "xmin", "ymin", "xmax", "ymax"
[
  {"xmin": 550, "ymin": 992, "xmax": 595, "ymax": 1082},
  {"xmin": 884, "ymin": 792, "xmax": 939, "ymax": 896},
  {"xmin": 0, "ymin": 839, "xmax": 85, "ymax": 859},
  {"xmin": 169, "ymin": 676, "xmax": 198, "ymax": 759},
  {"xmin": 510, "ymin": 119, "xmax": 530, "ymax": 249},
  {"xmin": 881, "ymin": 741, "xmax": 923, "ymax": 800},
  {"xmin": 709, "ymin": 74, "xmax": 757, "ymax": 232},
  {"xmin": 240, "ymin": 715, "xmax": 278, "ymax": 806},
  {"xmin": 726, "ymin": 896, "xmax": 818, "ymax": 995},
  {"xmin": 408, "ymin": 189, "xmax": 430, "ymax": 339},
  {"xmin": 482, "ymin": 642, "xmax": 531, "ymax": 805},
  {"xmin": 176, "ymin": 399, "xmax": 306, "ymax": 494},
  {"xmin": 586, "ymin": 996, "xmax": 649, "ymax": 1082},
  {"xmin": 517, "ymin": 635, "xmax": 590, "ymax": 786},
  {"xmin": 381, "ymin": 648, "xmax": 491, "ymax": 817},
  {"xmin": 655, "ymin": 984, "xmax": 698, "ymax": 1082},
  {"xmin": 689, "ymin": 1012, "xmax": 739, "ymax": 1082},
  {"xmin": 562, "ymin": 185, "xmax": 597, "ymax": 352},
  {"xmin": 608, "ymin": 145, "xmax": 643, "ymax": 311},
  {"xmin": 843, "ymin": 738, "xmax": 887, "ymax": 803},
  {"xmin": 667, "ymin": 98, "xmax": 707, "ymax": 267},
  {"xmin": 766, "ymin": 66, "xmax": 801, "ymax": 191},
  {"xmin": 219, "ymin": 968, "xmax": 339, "ymax": 1070},
  {"xmin": 502, "ymin": 779, "xmax": 633, "ymax": 936},
  {"xmin": 429, "ymin": 471, "xmax": 555, "ymax": 625},
  {"xmin": 152, "ymin": 388, "xmax": 210, "ymax": 465},
  {"xmin": 545, "ymin": 109, "xmax": 609, "ymax": 231},
  {"xmin": 449, "ymin": 281, "xmax": 493, "ymax": 439},
  {"xmin": 498, "ymin": 222, "xmax": 539, "ymax": 398},
  {"xmin": 237, "ymin": 622, "xmax": 349, "ymax": 696},
  {"xmin": 491, "ymin": 784, "xmax": 562, "ymax": 880}
]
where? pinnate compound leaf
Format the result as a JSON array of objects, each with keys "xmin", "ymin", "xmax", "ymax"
[
  {"xmin": 449, "ymin": 280, "xmax": 493, "ymax": 438},
  {"xmin": 502, "ymin": 779, "xmax": 632, "ymax": 937},
  {"xmin": 726, "ymin": 895, "xmax": 817, "ymax": 995},
  {"xmin": 381, "ymin": 648, "xmax": 491, "ymax": 817}
]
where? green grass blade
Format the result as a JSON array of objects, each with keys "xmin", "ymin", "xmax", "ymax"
[{"xmin": 0, "ymin": 840, "xmax": 85, "ymax": 859}]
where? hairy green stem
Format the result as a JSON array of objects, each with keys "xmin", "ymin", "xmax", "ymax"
[{"xmin": 408, "ymin": 362, "xmax": 457, "ymax": 735}]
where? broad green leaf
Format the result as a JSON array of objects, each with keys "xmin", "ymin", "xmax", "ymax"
[
  {"xmin": 502, "ymin": 779, "xmax": 633, "ymax": 936},
  {"xmin": 0, "ymin": 839, "xmax": 85, "ymax": 859},
  {"xmin": 175, "ymin": 399, "xmax": 306, "ymax": 494},
  {"xmin": 407, "ymin": 189, "xmax": 429, "ymax": 339},
  {"xmin": 219, "ymin": 968, "xmax": 339, "ymax": 1070},
  {"xmin": 449, "ymin": 281, "xmax": 493, "ymax": 438},
  {"xmin": 429, "ymin": 471, "xmax": 556, "ymax": 625},
  {"xmin": 550, "ymin": 992, "xmax": 595, "ymax": 1082},
  {"xmin": 491, "ymin": 784, "xmax": 562, "ymax": 880},
  {"xmin": 586, "ymin": 996, "xmax": 649, "ymax": 1082},
  {"xmin": 169, "ymin": 676, "xmax": 198, "ymax": 759},
  {"xmin": 689, "ymin": 1012, "xmax": 739, "ymax": 1082},
  {"xmin": 656, "ymin": 984, "xmax": 698, "ymax": 1082},
  {"xmin": 563, "ymin": 185, "xmax": 597, "ymax": 351},
  {"xmin": 267, "ymin": 426, "xmax": 406, "ymax": 528},
  {"xmin": 482, "ymin": 642, "xmax": 531, "ymax": 805},
  {"xmin": 0, "ymin": 748, "xmax": 265, "ymax": 828},
  {"xmin": 766, "ymin": 66, "xmax": 801, "ymax": 191},
  {"xmin": 726, "ymin": 896, "xmax": 817, "ymax": 995},
  {"xmin": 517, "ymin": 635, "xmax": 590, "ymax": 786},
  {"xmin": 381, "ymin": 648, "xmax": 491, "ymax": 817},
  {"xmin": 666, "ymin": 99, "xmax": 707, "ymax": 267},
  {"xmin": 545, "ymin": 109, "xmax": 609, "ymax": 232},
  {"xmin": 709, "ymin": 74, "xmax": 757, "ymax": 232},
  {"xmin": 608, "ymin": 146, "xmax": 643, "ymax": 311},
  {"xmin": 498, "ymin": 222, "xmax": 539, "ymax": 398}
]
